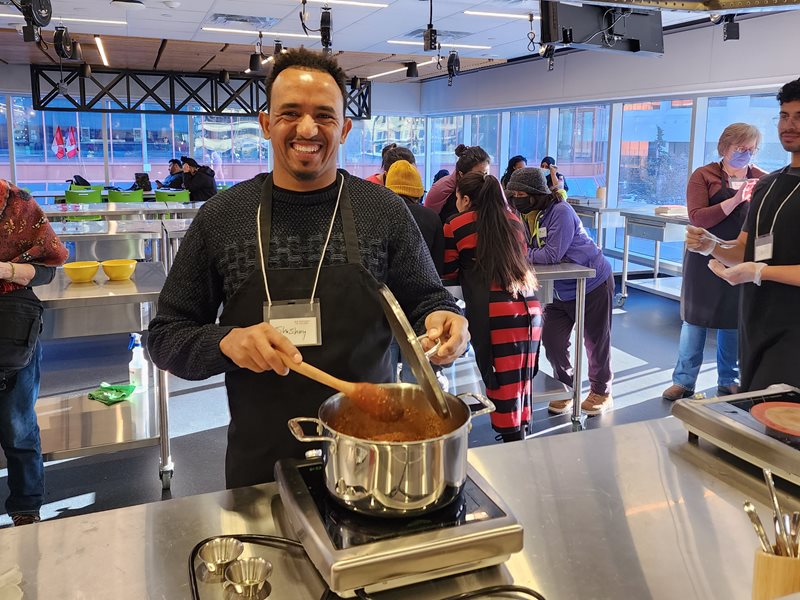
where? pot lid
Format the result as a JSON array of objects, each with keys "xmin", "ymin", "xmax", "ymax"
[{"xmin": 377, "ymin": 284, "xmax": 450, "ymax": 419}]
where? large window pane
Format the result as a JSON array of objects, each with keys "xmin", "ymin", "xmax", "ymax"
[
  {"xmin": 509, "ymin": 109, "xmax": 548, "ymax": 168},
  {"xmin": 78, "ymin": 112, "xmax": 104, "ymax": 164},
  {"xmin": 109, "ymin": 112, "xmax": 144, "ymax": 187},
  {"xmin": 343, "ymin": 116, "xmax": 426, "ymax": 181},
  {"xmin": 705, "ymin": 94, "xmax": 789, "ymax": 173},
  {"xmin": 470, "ymin": 113, "xmax": 500, "ymax": 178},
  {"xmin": 13, "ymin": 97, "xmax": 102, "ymax": 191},
  {"xmin": 618, "ymin": 99, "xmax": 693, "ymax": 206},
  {"xmin": 557, "ymin": 105, "xmax": 610, "ymax": 196},
  {"xmin": 429, "ymin": 116, "xmax": 464, "ymax": 187},
  {"xmin": 0, "ymin": 100, "xmax": 10, "ymax": 181},
  {"xmin": 613, "ymin": 99, "xmax": 693, "ymax": 262},
  {"xmin": 144, "ymin": 110, "xmax": 174, "ymax": 163}
]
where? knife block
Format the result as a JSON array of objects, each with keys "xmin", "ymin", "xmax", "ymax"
[{"xmin": 753, "ymin": 550, "xmax": 800, "ymax": 600}]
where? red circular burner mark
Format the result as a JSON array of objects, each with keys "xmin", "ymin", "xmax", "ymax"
[{"xmin": 751, "ymin": 402, "xmax": 800, "ymax": 436}]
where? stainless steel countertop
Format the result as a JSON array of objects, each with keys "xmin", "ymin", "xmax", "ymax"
[
  {"xmin": 530, "ymin": 262, "xmax": 596, "ymax": 280},
  {"xmin": 621, "ymin": 210, "xmax": 691, "ymax": 226},
  {"xmin": 37, "ymin": 261, "xmax": 166, "ymax": 309},
  {"xmin": 42, "ymin": 202, "xmax": 177, "ymax": 218},
  {"xmin": 51, "ymin": 220, "xmax": 163, "ymax": 241},
  {"xmin": 1, "ymin": 417, "xmax": 789, "ymax": 599},
  {"xmin": 162, "ymin": 218, "xmax": 194, "ymax": 237}
]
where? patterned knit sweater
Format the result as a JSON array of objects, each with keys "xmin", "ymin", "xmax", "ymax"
[{"xmin": 147, "ymin": 170, "xmax": 460, "ymax": 380}]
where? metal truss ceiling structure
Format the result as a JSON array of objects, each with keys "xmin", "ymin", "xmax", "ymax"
[{"xmin": 30, "ymin": 65, "xmax": 372, "ymax": 119}]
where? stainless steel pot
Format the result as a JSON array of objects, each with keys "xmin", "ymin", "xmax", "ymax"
[{"xmin": 288, "ymin": 384, "xmax": 494, "ymax": 518}]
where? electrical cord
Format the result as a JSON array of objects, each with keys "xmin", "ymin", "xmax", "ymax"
[
  {"xmin": 582, "ymin": 8, "xmax": 629, "ymax": 46},
  {"xmin": 190, "ymin": 535, "xmax": 547, "ymax": 600},
  {"xmin": 355, "ymin": 584, "xmax": 547, "ymax": 600}
]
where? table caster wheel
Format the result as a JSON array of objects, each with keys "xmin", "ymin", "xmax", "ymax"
[
  {"xmin": 160, "ymin": 470, "xmax": 173, "ymax": 490},
  {"xmin": 614, "ymin": 293, "xmax": 626, "ymax": 308}
]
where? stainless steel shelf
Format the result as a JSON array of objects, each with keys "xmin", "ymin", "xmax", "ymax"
[{"xmin": 626, "ymin": 276, "xmax": 682, "ymax": 301}]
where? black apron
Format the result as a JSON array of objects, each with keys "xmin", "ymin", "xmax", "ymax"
[
  {"xmin": 218, "ymin": 174, "xmax": 393, "ymax": 488},
  {"xmin": 681, "ymin": 164, "xmax": 753, "ymax": 329},
  {"xmin": 740, "ymin": 168, "xmax": 800, "ymax": 392}
]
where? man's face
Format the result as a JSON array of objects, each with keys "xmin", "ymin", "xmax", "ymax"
[
  {"xmin": 778, "ymin": 100, "xmax": 800, "ymax": 154},
  {"xmin": 169, "ymin": 162, "xmax": 180, "ymax": 175},
  {"xmin": 260, "ymin": 67, "xmax": 352, "ymax": 190}
]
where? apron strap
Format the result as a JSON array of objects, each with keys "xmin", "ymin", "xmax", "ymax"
[{"xmin": 337, "ymin": 176, "xmax": 361, "ymax": 266}]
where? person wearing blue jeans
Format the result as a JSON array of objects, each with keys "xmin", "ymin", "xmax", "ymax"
[
  {"xmin": 0, "ymin": 343, "xmax": 45, "ymax": 525},
  {"xmin": 662, "ymin": 123, "xmax": 766, "ymax": 401},
  {"xmin": 671, "ymin": 324, "xmax": 739, "ymax": 393}
]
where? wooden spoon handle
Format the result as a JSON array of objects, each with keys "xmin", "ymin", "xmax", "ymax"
[{"xmin": 276, "ymin": 351, "xmax": 356, "ymax": 396}]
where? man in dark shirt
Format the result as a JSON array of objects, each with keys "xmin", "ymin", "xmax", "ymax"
[
  {"xmin": 148, "ymin": 48, "xmax": 468, "ymax": 487},
  {"xmin": 181, "ymin": 157, "xmax": 217, "ymax": 202},
  {"xmin": 155, "ymin": 159, "xmax": 184, "ymax": 189}
]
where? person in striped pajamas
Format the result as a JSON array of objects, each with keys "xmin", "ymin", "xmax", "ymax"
[{"xmin": 442, "ymin": 172, "xmax": 543, "ymax": 442}]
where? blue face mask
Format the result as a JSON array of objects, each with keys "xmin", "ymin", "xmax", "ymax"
[{"xmin": 728, "ymin": 150, "xmax": 752, "ymax": 169}]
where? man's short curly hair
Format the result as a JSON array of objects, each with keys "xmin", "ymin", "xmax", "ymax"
[
  {"xmin": 265, "ymin": 48, "xmax": 347, "ymax": 110},
  {"xmin": 777, "ymin": 78, "xmax": 800, "ymax": 105}
]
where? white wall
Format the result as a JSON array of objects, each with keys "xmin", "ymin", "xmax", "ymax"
[{"xmin": 421, "ymin": 10, "xmax": 800, "ymax": 114}]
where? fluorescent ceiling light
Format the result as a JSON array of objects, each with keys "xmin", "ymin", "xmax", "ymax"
[
  {"xmin": 387, "ymin": 39, "xmax": 491, "ymax": 50},
  {"xmin": 463, "ymin": 10, "xmax": 539, "ymax": 20},
  {"xmin": 306, "ymin": 0, "xmax": 388, "ymax": 6},
  {"xmin": 261, "ymin": 55, "xmax": 274, "ymax": 65},
  {"xmin": 202, "ymin": 26, "xmax": 318, "ymax": 40},
  {"xmin": 0, "ymin": 13, "xmax": 127, "ymax": 25},
  {"xmin": 368, "ymin": 58, "xmax": 436, "ymax": 80},
  {"xmin": 94, "ymin": 35, "xmax": 109, "ymax": 66}
]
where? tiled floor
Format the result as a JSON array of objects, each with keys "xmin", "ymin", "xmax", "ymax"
[{"xmin": 0, "ymin": 283, "xmax": 730, "ymax": 525}]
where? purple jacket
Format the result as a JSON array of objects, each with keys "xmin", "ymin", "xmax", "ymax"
[{"xmin": 528, "ymin": 201, "xmax": 611, "ymax": 301}]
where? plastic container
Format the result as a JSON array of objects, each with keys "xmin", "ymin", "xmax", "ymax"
[{"xmin": 128, "ymin": 333, "xmax": 149, "ymax": 392}]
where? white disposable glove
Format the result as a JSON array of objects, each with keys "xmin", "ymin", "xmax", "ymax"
[
  {"xmin": 686, "ymin": 226, "xmax": 715, "ymax": 256},
  {"xmin": 708, "ymin": 259, "xmax": 767, "ymax": 286}
]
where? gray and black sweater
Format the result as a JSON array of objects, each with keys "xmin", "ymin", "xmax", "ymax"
[{"xmin": 147, "ymin": 170, "xmax": 460, "ymax": 380}]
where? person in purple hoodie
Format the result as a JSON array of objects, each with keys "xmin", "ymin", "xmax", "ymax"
[{"xmin": 506, "ymin": 167, "xmax": 614, "ymax": 417}]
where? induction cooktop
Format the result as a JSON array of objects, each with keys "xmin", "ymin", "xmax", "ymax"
[
  {"xmin": 275, "ymin": 458, "xmax": 523, "ymax": 598},
  {"xmin": 672, "ymin": 384, "xmax": 800, "ymax": 485}
]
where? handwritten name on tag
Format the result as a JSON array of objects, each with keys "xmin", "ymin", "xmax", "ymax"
[{"xmin": 269, "ymin": 318, "xmax": 319, "ymax": 346}]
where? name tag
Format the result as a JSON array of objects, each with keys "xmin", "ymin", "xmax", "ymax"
[
  {"xmin": 538, "ymin": 227, "xmax": 547, "ymax": 239},
  {"xmin": 754, "ymin": 233, "xmax": 773, "ymax": 263},
  {"xmin": 264, "ymin": 299, "xmax": 322, "ymax": 347},
  {"xmin": 729, "ymin": 178, "xmax": 746, "ymax": 191}
]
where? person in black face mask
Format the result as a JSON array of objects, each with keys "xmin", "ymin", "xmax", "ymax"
[{"xmin": 506, "ymin": 168, "xmax": 615, "ymax": 417}]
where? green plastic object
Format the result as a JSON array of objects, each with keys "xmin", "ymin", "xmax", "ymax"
[
  {"xmin": 108, "ymin": 189, "xmax": 144, "ymax": 203},
  {"xmin": 155, "ymin": 189, "xmax": 190, "ymax": 203},
  {"xmin": 88, "ymin": 382, "xmax": 136, "ymax": 406},
  {"xmin": 65, "ymin": 188, "xmax": 103, "ymax": 221}
]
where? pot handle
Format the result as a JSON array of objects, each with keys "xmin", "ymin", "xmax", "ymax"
[
  {"xmin": 288, "ymin": 417, "xmax": 333, "ymax": 444},
  {"xmin": 457, "ymin": 392, "xmax": 495, "ymax": 418}
]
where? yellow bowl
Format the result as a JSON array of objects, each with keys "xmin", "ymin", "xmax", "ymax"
[
  {"xmin": 101, "ymin": 259, "xmax": 137, "ymax": 281},
  {"xmin": 63, "ymin": 261, "xmax": 99, "ymax": 283}
]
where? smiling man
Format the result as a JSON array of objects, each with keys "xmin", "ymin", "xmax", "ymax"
[
  {"xmin": 686, "ymin": 77, "xmax": 800, "ymax": 391},
  {"xmin": 147, "ymin": 48, "xmax": 468, "ymax": 488}
]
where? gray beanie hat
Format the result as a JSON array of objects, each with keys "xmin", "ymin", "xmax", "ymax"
[{"xmin": 506, "ymin": 167, "xmax": 550, "ymax": 196}]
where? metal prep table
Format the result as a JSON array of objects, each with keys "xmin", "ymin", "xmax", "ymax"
[
  {"xmin": 160, "ymin": 218, "xmax": 194, "ymax": 271},
  {"xmin": 567, "ymin": 197, "xmax": 625, "ymax": 249},
  {"xmin": 617, "ymin": 210, "xmax": 689, "ymax": 307},
  {"xmin": 0, "ymin": 417, "xmax": 787, "ymax": 599},
  {"xmin": 50, "ymin": 220, "xmax": 165, "ymax": 265},
  {"xmin": 33, "ymin": 262, "xmax": 175, "ymax": 489},
  {"xmin": 162, "ymin": 201, "xmax": 205, "ymax": 219},
  {"xmin": 446, "ymin": 262, "xmax": 595, "ymax": 427},
  {"xmin": 42, "ymin": 202, "xmax": 183, "ymax": 221}
]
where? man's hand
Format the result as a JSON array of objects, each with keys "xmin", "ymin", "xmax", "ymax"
[
  {"xmin": 686, "ymin": 225, "xmax": 716, "ymax": 255},
  {"xmin": 708, "ymin": 259, "xmax": 766, "ymax": 286},
  {"xmin": 219, "ymin": 323, "xmax": 303, "ymax": 375},
  {"xmin": 422, "ymin": 311, "xmax": 470, "ymax": 365}
]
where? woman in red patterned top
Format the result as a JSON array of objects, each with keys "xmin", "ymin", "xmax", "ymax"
[{"xmin": 443, "ymin": 172, "xmax": 542, "ymax": 442}]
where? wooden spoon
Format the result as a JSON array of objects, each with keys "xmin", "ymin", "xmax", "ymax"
[{"xmin": 276, "ymin": 352, "xmax": 403, "ymax": 422}]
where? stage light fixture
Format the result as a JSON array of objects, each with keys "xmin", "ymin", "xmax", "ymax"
[
  {"xmin": 320, "ymin": 7, "xmax": 332, "ymax": 53},
  {"xmin": 79, "ymin": 62, "xmax": 92, "ymax": 78},
  {"xmin": 722, "ymin": 14, "xmax": 739, "ymax": 41},
  {"xmin": 350, "ymin": 76, "xmax": 361, "ymax": 90},
  {"xmin": 446, "ymin": 50, "xmax": 459, "ymax": 87},
  {"xmin": 218, "ymin": 69, "xmax": 230, "ymax": 84},
  {"xmin": 404, "ymin": 62, "xmax": 418, "ymax": 78}
]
